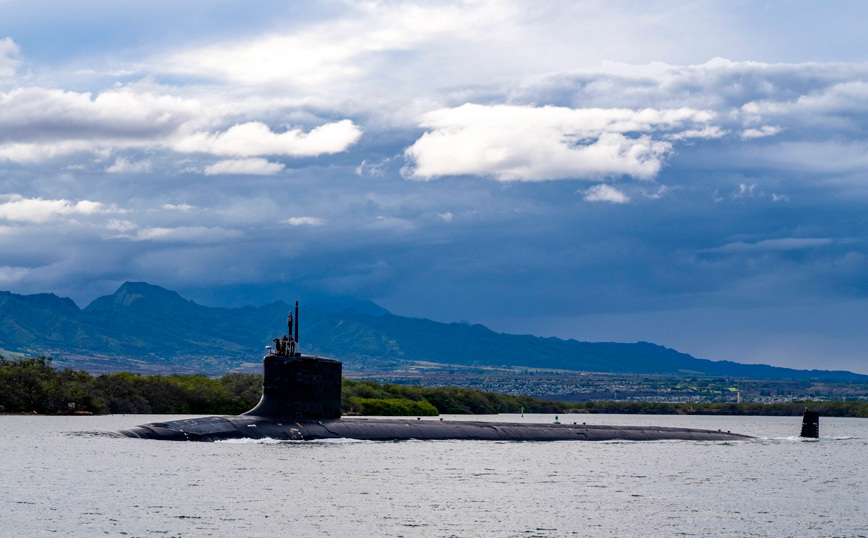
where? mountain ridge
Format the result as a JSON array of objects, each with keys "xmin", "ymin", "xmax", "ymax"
[{"xmin": 0, "ymin": 282, "xmax": 864, "ymax": 380}]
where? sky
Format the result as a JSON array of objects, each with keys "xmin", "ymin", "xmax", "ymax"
[{"xmin": 2, "ymin": 0, "xmax": 868, "ymax": 372}]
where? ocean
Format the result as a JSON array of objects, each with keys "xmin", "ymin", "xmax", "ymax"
[{"xmin": 1, "ymin": 413, "xmax": 865, "ymax": 537}]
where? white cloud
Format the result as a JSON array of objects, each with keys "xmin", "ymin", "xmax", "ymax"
[
  {"xmin": 0, "ymin": 87, "xmax": 361, "ymax": 164},
  {"xmin": 733, "ymin": 183, "xmax": 756, "ymax": 198},
  {"xmin": 158, "ymin": 2, "xmax": 512, "ymax": 89},
  {"xmin": 741, "ymin": 80, "xmax": 868, "ymax": 122},
  {"xmin": 370, "ymin": 216, "xmax": 416, "ymax": 231},
  {"xmin": 666, "ymin": 126, "xmax": 727, "ymax": 141},
  {"xmin": 746, "ymin": 141, "xmax": 868, "ymax": 175},
  {"xmin": 106, "ymin": 157, "xmax": 152, "ymax": 173},
  {"xmin": 512, "ymin": 60, "xmax": 868, "ymax": 162},
  {"xmin": 583, "ymin": 184, "xmax": 630, "ymax": 204},
  {"xmin": 0, "ymin": 87, "xmax": 207, "ymax": 143},
  {"xmin": 0, "ymin": 194, "xmax": 112, "ymax": 223},
  {"xmin": 162, "ymin": 203, "xmax": 195, "ymax": 211},
  {"xmin": 0, "ymin": 265, "xmax": 29, "ymax": 284},
  {"xmin": 105, "ymin": 219, "xmax": 137, "ymax": 232},
  {"xmin": 0, "ymin": 140, "xmax": 99, "ymax": 163},
  {"xmin": 177, "ymin": 121, "xmax": 362, "ymax": 158},
  {"xmin": 438, "ymin": 211, "xmax": 453, "ymax": 222},
  {"xmin": 0, "ymin": 38, "xmax": 20, "ymax": 77},
  {"xmin": 126, "ymin": 226, "xmax": 244, "ymax": 243},
  {"xmin": 285, "ymin": 216, "xmax": 325, "ymax": 226},
  {"xmin": 404, "ymin": 104, "xmax": 713, "ymax": 181},
  {"xmin": 203, "ymin": 158, "xmax": 285, "ymax": 176},
  {"xmin": 707, "ymin": 238, "xmax": 834, "ymax": 253},
  {"xmin": 356, "ymin": 158, "xmax": 391, "ymax": 177},
  {"xmin": 643, "ymin": 185, "xmax": 671, "ymax": 200},
  {"xmin": 0, "ymin": 87, "xmax": 207, "ymax": 163},
  {"xmin": 741, "ymin": 125, "xmax": 781, "ymax": 139}
]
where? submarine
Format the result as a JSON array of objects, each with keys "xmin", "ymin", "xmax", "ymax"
[{"xmin": 119, "ymin": 304, "xmax": 791, "ymax": 442}]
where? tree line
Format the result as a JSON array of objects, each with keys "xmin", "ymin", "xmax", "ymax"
[
  {"xmin": 2, "ymin": 355, "xmax": 867, "ymax": 417},
  {"xmin": 0, "ymin": 356, "xmax": 260, "ymax": 415}
]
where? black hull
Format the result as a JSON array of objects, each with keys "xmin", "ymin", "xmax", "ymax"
[
  {"xmin": 119, "ymin": 347, "xmax": 760, "ymax": 442},
  {"xmin": 119, "ymin": 415, "xmax": 753, "ymax": 442}
]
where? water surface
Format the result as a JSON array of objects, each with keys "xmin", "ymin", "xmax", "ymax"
[{"xmin": 1, "ymin": 414, "xmax": 864, "ymax": 537}]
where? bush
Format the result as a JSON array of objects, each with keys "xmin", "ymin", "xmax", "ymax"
[
  {"xmin": 356, "ymin": 398, "xmax": 439, "ymax": 416},
  {"xmin": 0, "ymin": 356, "xmax": 263, "ymax": 415}
]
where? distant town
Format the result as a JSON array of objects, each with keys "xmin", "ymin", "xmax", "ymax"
[{"xmin": 347, "ymin": 366, "xmax": 868, "ymax": 404}]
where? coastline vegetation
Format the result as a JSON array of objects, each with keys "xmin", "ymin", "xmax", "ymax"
[{"xmin": 2, "ymin": 355, "xmax": 868, "ymax": 418}]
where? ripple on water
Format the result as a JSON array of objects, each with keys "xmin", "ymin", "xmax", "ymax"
[{"xmin": 1, "ymin": 414, "xmax": 866, "ymax": 537}]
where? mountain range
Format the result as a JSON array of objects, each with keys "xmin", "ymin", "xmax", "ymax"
[{"xmin": 1, "ymin": 281, "xmax": 864, "ymax": 380}]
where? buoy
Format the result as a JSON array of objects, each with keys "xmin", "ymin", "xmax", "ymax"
[{"xmin": 554, "ymin": 415, "xmax": 561, "ymax": 424}]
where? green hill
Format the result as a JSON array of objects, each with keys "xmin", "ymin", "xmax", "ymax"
[{"xmin": 1, "ymin": 282, "xmax": 864, "ymax": 380}]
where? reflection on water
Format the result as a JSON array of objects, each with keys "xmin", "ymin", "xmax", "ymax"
[{"xmin": 1, "ymin": 414, "xmax": 866, "ymax": 537}]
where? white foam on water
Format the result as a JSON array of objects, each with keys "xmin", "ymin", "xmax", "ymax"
[
  {"xmin": 308, "ymin": 437, "xmax": 368, "ymax": 444},
  {"xmin": 215, "ymin": 436, "xmax": 369, "ymax": 444},
  {"xmin": 759, "ymin": 435, "xmax": 855, "ymax": 442},
  {"xmin": 216, "ymin": 437, "xmax": 284, "ymax": 444}
]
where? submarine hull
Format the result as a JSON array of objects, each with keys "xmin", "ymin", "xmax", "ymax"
[
  {"xmin": 120, "ymin": 415, "xmax": 753, "ymax": 442},
  {"xmin": 120, "ymin": 340, "xmax": 756, "ymax": 442}
]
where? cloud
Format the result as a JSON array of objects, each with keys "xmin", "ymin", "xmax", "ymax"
[
  {"xmin": 511, "ymin": 59, "xmax": 868, "ymax": 152},
  {"xmin": 741, "ymin": 125, "xmax": 781, "ymax": 139},
  {"xmin": 125, "ymin": 226, "xmax": 244, "ymax": 243},
  {"xmin": 0, "ymin": 87, "xmax": 206, "ymax": 143},
  {"xmin": 356, "ymin": 158, "xmax": 391, "ymax": 177},
  {"xmin": 106, "ymin": 157, "xmax": 152, "ymax": 173},
  {"xmin": 176, "ymin": 120, "xmax": 362, "ymax": 158},
  {"xmin": 666, "ymin": 126, "xmax": 727, "ymax": 141},
  {"xmin": 438, "ymin": 211, "xmax": 453, "ymax": 222},
  {"xmin": 733, "ymin": 183, "xmax": 756, "ymax": 198},
  {"xmin": 105, "ymin": 219, "xmax": 137, "ymax": 232},
  {"xmin": 705, "ymin": 238, "xmax": 835, "ymax": 253},
  {"xmin": 746, "ymin": 141, "xmax": 868, "ymax": 175},
  {"xmin": 157, "ymin": 2, "xmax": 513, "ymax": 89},
  {"xmin": 403, "ymin": 104, "xmax": 713, "ymax": 181},
  {"xmin": 0, "ymin": 87, "xmax": 206, "ymax": 163},
  {"xmin": 642, "ymin": 185, "xmax": 671, "ymax": 199},
  {"xmin": 370, "ymin": 216, "xmax": 416, "ymax": 231},
  {"xmin": 0, "ymin": 87, "xmax": 360, "ymax": 164},
  {"xmin": 162, "ymin": 203, "xmax": 194, "ymax": 211},
  {"xmin": 0, "ymin": 265, "xmax": 29, "ymax": 284},
  {"xmin": 0, "ymin": 38, "xmax": 20, "ymax": 77},
  {"xmin": 0, "ymin": 194, "xmax": 113, "ymax": 223},
  {"xmin": 0, "ymin": 140, "xmax": 99, "ymax": 163},
  {"xmin": 583, "ymin": 184, "xmax": 630, "ymax": 204},
  {"xmin": 285, "ymin": 216, "xmax": 325, "ymax": 226},
  {"xmin": 203, "ymin": 158, "xmax": 285, "ymax": 175}
]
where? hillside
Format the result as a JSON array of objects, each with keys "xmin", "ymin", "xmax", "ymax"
[{"xmin": 1, "ymin": 282, "xmax": 864, "ymax": 380}]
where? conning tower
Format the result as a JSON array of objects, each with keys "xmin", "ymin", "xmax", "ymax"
[
  {"xmin": 800, "ymin": 409, "xmax": 819, "ymax": 438},
  {"xmin": 243, "ymin": 302, "xmax": 342, "ymax": 419}
]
